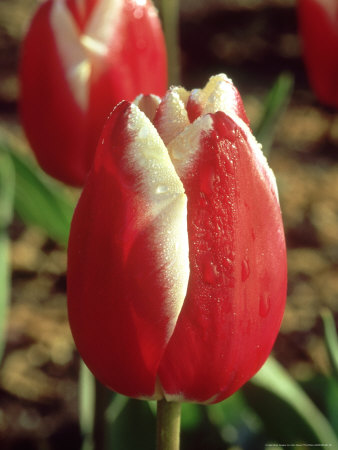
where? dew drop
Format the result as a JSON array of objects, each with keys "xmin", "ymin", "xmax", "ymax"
[
  {"xmin": 218, "ymin": 117, "xmax": 237, "ymax": 142},
  {"xmin": 133, "ymin": 7, "xmax": 144, "ymax": 19},
  {"xmin": 259, "ymin": 293, "xmax": 271, "ymax": 318},
  {"xmin": 138, "ymin": 126, "xmax": 149, "ymax": 139},
  {"xmin": 224, "ymin": 155, "xmax": 235, "ymax": 175},
  {"xmin": 241, "ymin": 257, "xmax": 250, "ymax": 282},
  {"xmin": 156, "ymin": 185, "xmax": 168, "ymax": 194},
  {"xmin": 202, "ymin": 258, "xmax": 220, "ymax": 285},
  {"xmin": 199, "ymin": 193, "xmax": 208, "ymax": 208},
  {"xmin": 200, "ymin": 165, "xmax": 215, "ymax": 195}
]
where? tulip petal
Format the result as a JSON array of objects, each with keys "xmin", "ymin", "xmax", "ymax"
[
  {"xmin": 20, "ymin": 0, "xmax": 88, "ymax": 185},
  {"xmin": 158, "ymin": 111, "xmax": 287, "ymax": 403},
  {"xmin": 167, "ymin": 114, "xmax": 214, "ymax": 179},
  {"xmin": 298, "ymin": 0, "xmax": 338, "ymax": 107},
  {"xmin": 21, "ymin": 0, "xmax": 167, "ymax": 186},
  {"xmin": 153, "ymin": 88, "xmax": 190, "ymax": 145},
  {"xmin": 186, "ymin": 74, "xmax": 250, "ymax": 126},
  {"xmin": 173, "ymin": 86, "xmax": 190, "ymax": 106},
  {"xmin": 51, "ymin": 0, "xmax": 125, "ymax": 110},
  {"xmin": 85, "ymin": 0, "xmax": 124, "ymax": 50},
  {"xmin": 133, "ymin": 93, "xmax": 161, "ymax": 121},
  {"xmin": 68, "ymin": 101, "xmax": 189, "ymax": 398},
  {"xmin": 51, "ymin": 0, "xmax": 90, "ymax": 110}
]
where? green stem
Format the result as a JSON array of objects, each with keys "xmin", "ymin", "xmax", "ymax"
[
  {"xmin": 79, "ymin": 361, "xmax": 95, "ymax": 450},
  {"xmin": 159, "ymin": 0, "xmax": 181, "ymax": 85},
  {"xmin": 156, "ymin": 399, "xmax": 181, "ymax": 450}
]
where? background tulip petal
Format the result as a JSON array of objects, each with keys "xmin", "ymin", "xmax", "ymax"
[
  {"xmin": 298, "ymin": 0, "xmax": 338, "ymax": 107},
  {"xmin": 20, "ymin": 0, "xmax": 87, "ymax": 185},
  {"xmin": 158, "ymin": 111, "xmax": 287, "ymax": 403},
  {"xmin": 20, "ymin": 0, "xmax": 167, "ymax": 186},
  {"xmin": 67, "ymin": 101, "xmax": 190, "ymax": 399},
  {"xmin": 50, "ymin": 0, "xmax": 95, "ymax": 111}
]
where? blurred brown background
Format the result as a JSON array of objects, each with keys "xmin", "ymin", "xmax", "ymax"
[{"xmin": 0, "ymin": 0, "xmax": 338, "ymax": 448}]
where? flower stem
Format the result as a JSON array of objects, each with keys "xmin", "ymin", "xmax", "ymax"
[
  {"xmin": 156, "ymin": 399, "xmax": 181, "ymax": 450},
  {"xmin": 158, "ymin": 0, "xmax": 181, "ymax": 85}
]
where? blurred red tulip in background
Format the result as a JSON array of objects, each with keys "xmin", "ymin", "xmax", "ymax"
[
  {"xmin": 298, "ymin": 0, "xmax": 338, "ymax": 107},
  {"xmin": 20, "ymin": 0, "xmax": 167, "ymax": 186},
  {"xmin": 67, "ymin": 74, "xmax": 287, "ymax": 404}
]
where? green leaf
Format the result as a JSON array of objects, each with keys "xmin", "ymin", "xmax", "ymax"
[
  {"xmin": 321, "ymin": 308, "xmax": 338, "ymax": 378},
  {"xmin": 0, "ymin": 149, "xmax": 15, "ymax": 229},
  {"xmin": 78, "ymin": 362, "xmax": 130, "ymax": 450},
  {"xmin": 244, "ymin": 357, "xmax": 338, "ymax": 447},
  {"xmin": 326, "ymin": 378, "xmax": 338, "ymax": 433},
  {"xmin": 105, "ymin": 397, "xmax": 155, "ymax": 450},
  {"xmin": 0, "ymin": 140, "xmax": 76, "ymax": 246},
  {"xmin": 254, "ymin": 72, "xmax": 294, "ymax": 158},
  {"xmin": 0, "ymin": 150, "xmax": 15, "ymax": 362},
  {"xmin": 207, "ymin": 391, "xmax": 263, "ymax": 449},
  {"xmin": 0, "ymin": 233, "xmax": 10, "ymax": 363},
  {"xmin": 300, "ymin": 374, "xmax": 338, "ymax": 435},
  {"xmin": 181, "ymin": 403, "xmax": 203, "ymax": 430}
]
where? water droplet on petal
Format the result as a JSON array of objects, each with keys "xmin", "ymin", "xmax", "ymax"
[
  {"xmin": 202, "ymin": 257, "xmax": 220, "ymax": 285},
  {"xmin": 199, "ymin": 193, "xmax": 208, "ymax": 208},
  {"xmin": 259, "ymin": 293, "xmax": 271, "ymax": 318},
  {"xmin": 138, "ymin": 126, "xmax": 149, "ymax": 139},
  {"xmin": 200, "ymin": 165, "xmax": 215, "ymax": 195},
  {"xmin": 133, "ymin": 7, "xmax": 144, "ymax": 19},
  {"xmin": 224, "ymin": 155, "xmax": 235, "ymax": 175},
  {"xmin": 241, "ymin": 257, "xmax": 250, "ymax": 281},
  {"xmin": 156, "ymin": 185, "xmax": 168, "ymax": 194}
]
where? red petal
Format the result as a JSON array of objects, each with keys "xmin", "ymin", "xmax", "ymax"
[
  {"xmin": 186, "ymin": 75, "xmax": 250, "ymax": 126},
  {"xmin": 20, "ymin": 0, "xmax": 87, "ymax": 185},
  {"xmin": 298, "ymin": 0, "xmax": 338, "ymax": 107},
  {"xmin": 20, "ymin": 0, "xmax": 167, "ymax": 186},
  {"xmin": 158, "ymin": 112, "xmax": 287, "ymax": 403},
  {"xmin": 66, "ymin": 0, "xmax": 98, "ymax": 32},
  {"xmin": 68, "ymin": 101, "xmax": 188, "ymax": 399}
]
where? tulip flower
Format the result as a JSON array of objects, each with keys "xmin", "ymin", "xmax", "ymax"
[
  {"xmin": 20, "ymin": 0, "xmax": 167, "ymax": 186},
  {"xmin": 67, "ymin": 74, "xmax": 287, "ymax": 404},
  {"xmin": 298, "ymin": 0, "xmax": 338, "ymax": 107}
]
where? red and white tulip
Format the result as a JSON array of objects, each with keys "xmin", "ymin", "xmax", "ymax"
[
  {"xmin": 298, "ymin": 0, "xmax": 338, "ymax": 107},
  {"xmin": 20, "ymin": 0, "xmax": 167, "ymax": 186},
  {"xmin": 67, "ymin": 74, "xmax": 287, "ymax": 403}
]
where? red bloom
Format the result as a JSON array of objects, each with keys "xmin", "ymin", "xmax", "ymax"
[
  {"xmin": 20, "ymin": 0, "xmax": 167, "ymax": 186},
  {"xmin": 298, "ymin": 0, "xmax": 338, "ymax": 107},
  {"xmin": 67, "ymin": 74, "xmax": 287, "ymax": 403}
]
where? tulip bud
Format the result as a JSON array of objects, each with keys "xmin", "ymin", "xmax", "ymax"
[
  {"xmin": 298, "ymin": 0, "xmax": 338, "ymax": 107},
  {"xmin": 67, "ymin": 74, "xmax": 287, "ymax": 403},
  {"xmin": 20, "ymin": 0, "xmax": 167, "ymax": 186}
]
